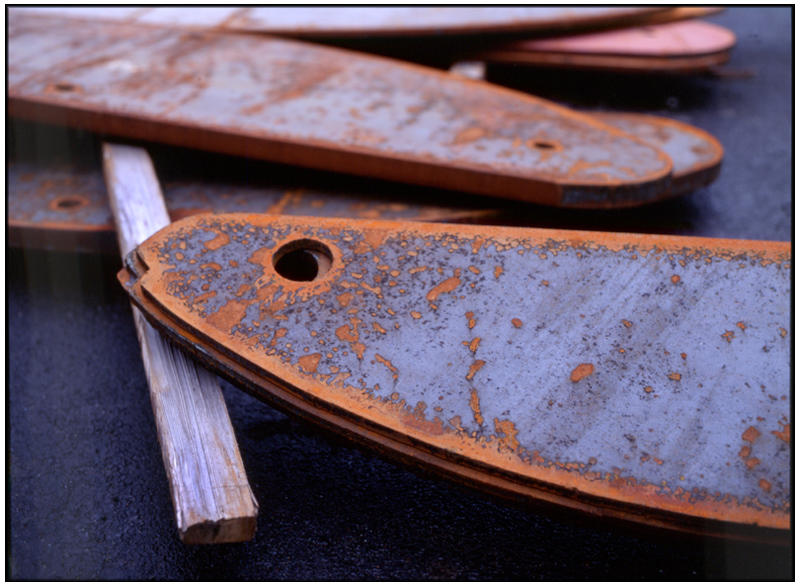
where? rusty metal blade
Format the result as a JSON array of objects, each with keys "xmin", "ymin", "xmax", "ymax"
[
  {"xmin": 8, "ymin": 111, "xmax": 721, "ymax": 253},
  {"xmin": 118, "ymin": 214, "xmax": 790, "ymax": 543},
  {"xmin": 12, "ymin": 6, "xmax": 669, "ymax": 38},
  {"xmin": 8, "ymin": 11, "xmax": 673, "ymax": 208},
  {"xmin": 7, "ymin": 159, "xmax": 495, "ymax": 254},
  {"xmin": 480, "ymin": 20, "xmax": 736, "ymax": 74},
  {"xmin": 590, "ymin": 112, "xmax": 722, "ymax": 196}
]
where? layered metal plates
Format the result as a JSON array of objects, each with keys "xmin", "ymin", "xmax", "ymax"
[{"xmin": 119, "ymin": 214, "xmax": 790, "ymax": 543}]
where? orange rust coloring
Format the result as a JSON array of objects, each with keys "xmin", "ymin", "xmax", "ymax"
[
  {"xmin": 742, "ymin": 426, "xmax": 761, "ymax": 444},
  {"xmin": 466, "ymin": 360, "xmax": 486, "ymax": 381},
  {"xmin": 297, "ymin": 353, "xmax": 321, "ymax": 373},
  {"xmin": 771, "ymin": 424, "xmax": 790, "ymax": 444},
  {"xmin": 667, "ymin": 372, "xmax": 681, "ymax": 381},
  {"xmin": 204, "ymin": 231, "xmax": 229, "ymax": 251},
  {"xmin": 427, "ymin": 269, "xmax": 462, "ymax": 303},
  {"xmin": 469, "ymin": 389, "xmax": 484, "ymax": 426},
  {"xmin": 745, "ymin": 458, "xmax": 761, "ymax": 470},
  {"xmin": 570, "ymin": 363, "xmax": 594, "ymax": 383},
  {"xmin": 511, "ymin": 318, "xmax": 523, "ymax": 328},
  {"xmin": 494, "ymin": 418, "xmax": 520, "ymax": 453},
  {"xmin": 721, "ymin": 330, "xmax": 735, "ymax": 343}
]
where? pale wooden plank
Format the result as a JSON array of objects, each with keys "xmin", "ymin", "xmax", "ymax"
[{"xmin": 102, "ymin": 143, "xmax": 258, "ymax": 543}]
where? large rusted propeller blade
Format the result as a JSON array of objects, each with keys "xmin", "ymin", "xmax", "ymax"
[
  {"xmin": 9, "ymin": 10, "xmax": 673, "ymax": 208},
  {"xmin": 118, "ymin": 214, "xmax": 790, "ymax": 544}
]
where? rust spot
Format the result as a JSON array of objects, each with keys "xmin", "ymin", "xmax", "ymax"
[
  {"xmin": 671, "ymin": 274, "xmax": 681, "ymax": 284},
  {"xmin": 759, "ymin": 479, "xmax": 772, "ymax": 492},
  {"xmin": 779, "ymin": 327, "xmax": 787, "ymax": 338},
  {"xmin": 335, "ymin": 317, "xmax": 362, "ymax": 343},
  {"xmin": 469, "ymin": 389, "xmax": 484, "ymax": 425},
  {"xmin": 745, "ymin": 457, "xmax": 761, "ymax": 470},
  {"xmin": 771, "ymin": 424, "xmax": 790, "ymax": 444},
  {"xmin": 680, "ymin": 352, "xmax": 687, "ymax": 360},
  {"xmin": 494, "ymin": 265, "xmax": 503, "ymax": 279},
  {"xmin": 736, "ymin": 321, "xmax": 747, "ymax": 331},
  {"xmin": 540, "ymin": 279, "xmax": 549, "ymax": 286},
  {"xmin": 644, "ymin": 386, "xmax": 654, "ymax": 393},
  {"xmin": 453, "ymin": 126, "xmax": 485, "ymax": 145},
  {"xmin": 570, "ymin": 363, "xmax": 594, "ymax": 383},
  {"xmin": 494, "ymin": 418, "xmax": 520, "ymax": 453},
  {"xmin": 468, "ymin": 265, "xmax": 480, "ymax": 275},
  {"xmin": 297, "ymin": 353, "xmax": 321, "ymax": 373},
  {"xmin": 622, "ymin": 319, "xmax": 632, "ymax": 328},
  {"xmin": 652, "ymin": 457, "xmax": 664, "ymax": 465},
  {"xmin": 465, "ymin": 311, "xmax": 476, "ymax": 329},
  {"xmin": 204, "ymin": 231, "xmax": 229, "ymax": 251},
  {"xmin": 667, "ymin": 372, "xmax": 681, "ymax": 381},
  {"xmin": 372, "ymin": 321, "xmax": 387, "ymax": 334},
  {"xmin": 466, "ymin": 360, "xmax": 486, "ymax": 381},
  {"xmin": 410, "ymin": 311, "xmax": 422, "ymax": 319},
  {"xmin": 206, "ymin": 298, "xmax": 249, "ymax": 333},
  {"xmin": 738, "ymin": 445, "xmax": 751, "ymax": 458},
  {"xmin": 721, "ymin": 330, "xmax": 735, "ymax": 343},
  {"xmin": 467, "ymin": 337, "xmax": 481, "ymax": 353},
  {"xmin": 375, "ymin": 353, "xmax": 398, "ymax": 379},
  {"xmin": 511, "ymin": 318, "xmax": 523, "ymax": 328},
  {"xmin": 269, "ymin": 327, "xmax": 288, "ymax": 347},
  {"xmin": 427, "ymin": 269, "xmax": 462, "ymax": 302},
  {"xmin": 337, "ymin": 292, "xmax": 353, "ymax": 308},
  {"xmin": 742, "ymin": 426, "xmax": 761, "ymax": 443}
]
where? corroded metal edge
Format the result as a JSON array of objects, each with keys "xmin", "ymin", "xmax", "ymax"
[
  {"xmin": 591, "ymin": 112, "xmax": 724, "ymax": 196},
  {"xmin": 118, "ymin": 214, "xmax": 790, "ymax": 544},
  {"xmin": 481, "ymin": 49, "xmax": 732, "ymax": 74}
]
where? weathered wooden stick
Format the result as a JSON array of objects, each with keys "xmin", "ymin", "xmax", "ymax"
[{"xmin": 102, "ymin": 143, "xmax": 258, "ymax": 543}]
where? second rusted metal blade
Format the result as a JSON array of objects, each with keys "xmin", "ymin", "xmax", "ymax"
[
  {"xmin": 8, "ymin": 11, "xmax": 672, "ymax": 208},
  {"xmin": 119, "ymin": 214, "xmax": 790, "ymax": 543},
  {"xmin": 7, "ymin": 112, "xmax": 721, "ymax": 253}
]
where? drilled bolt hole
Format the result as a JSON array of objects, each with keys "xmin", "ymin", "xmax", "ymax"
[
  {"xmin": 50, "ymin": 195, "xmax": 88, "ymax": 211},
  {"xmin": 272, "ymin": 239, "xmax": 333, "ymax": 282},
  {"xmin": 533, "ymin": 140, "xmax": 557, "ymax": 150},
  {"xmin": 54, "ymin": 82, "xmax": 75, "ymax": 92}
]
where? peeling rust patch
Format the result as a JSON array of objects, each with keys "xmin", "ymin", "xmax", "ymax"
[{"xmin": 570, "ymin": 363, "xmax": 594, "ymax": 383}]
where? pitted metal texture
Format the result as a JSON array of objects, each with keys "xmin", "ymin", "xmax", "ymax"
[{"xmin": 120, "ymin": 214, "xmax": 791, "ymax": 540}]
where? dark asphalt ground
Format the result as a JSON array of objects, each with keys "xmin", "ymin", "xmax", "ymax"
[{"xmin": 7, "ymin": 7, "xmax": 793, "ymax": 580}]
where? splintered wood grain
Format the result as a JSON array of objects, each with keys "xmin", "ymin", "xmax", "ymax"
[{"xmin": 103, "ymin": 143, "xmax": 257, "ymax": 543}]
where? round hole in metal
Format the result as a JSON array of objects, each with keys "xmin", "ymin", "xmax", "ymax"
[
  {"xmin": 533, "ymin": 140, "xmax": 557, "ymax": 150},
  {"xmin": 54, "ymin": 82, "xmax": 76, "ymax": 92},
  {"xmin": 272, "ymin": 239, "xmax": 333, "ymax": 282},
  {"xmin": 51, "ymin": 195, "xmax": 88, "ymax": 210}
]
